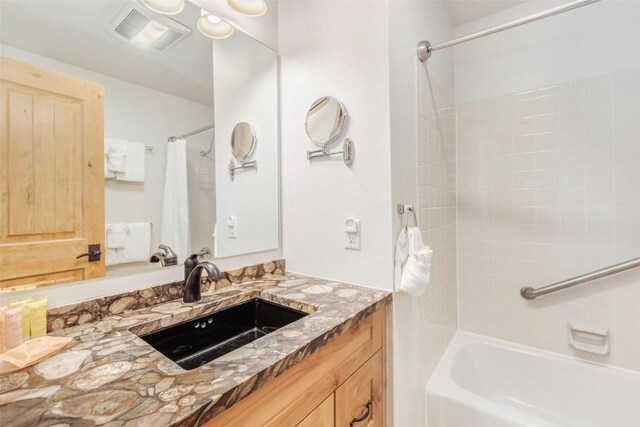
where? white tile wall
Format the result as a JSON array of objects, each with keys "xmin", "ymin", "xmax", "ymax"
[
  {"xmin": 456, "ymin": 67, "xmax": 640, "ymax": 371},
  {"xmin": 418, "ymin": 66, "xmax": 458, "ymax": 380}
]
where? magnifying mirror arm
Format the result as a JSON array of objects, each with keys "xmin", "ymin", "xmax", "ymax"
[
  {"xmin": 306, "ymin": 138, "xmax": 354, "ymax": 167},
  {"xmin": 229, "ymin": 159, "xmax": 257, "ymax": 180}
]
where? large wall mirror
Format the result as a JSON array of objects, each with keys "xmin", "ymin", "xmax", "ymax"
[{"xmin": 0, "ymin": 0, "xmax": 279, "ymax": 292}]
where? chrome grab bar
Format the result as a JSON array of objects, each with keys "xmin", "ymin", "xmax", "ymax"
[{"xmin": 521, "ymin": 257, "xmax": 640, "ymax": 300}]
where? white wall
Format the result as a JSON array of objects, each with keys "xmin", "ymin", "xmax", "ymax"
[
  {"xmin": 454, "ymin": 0, "xmax": 640, "ymax": 104},
  {"xmin": 278, "ymin": 0, "xmax": 393, "ymax": 290},
  {"xmin": 213, "ymin": 31, "xmax": 279, "ymax": 258},
  {"xmin": 389, "ymin": 1, "xmax": 456, "ymax": 425},
  {"xmin": 454, "ymin": 0, "xmax": 640, "ymax": 372}
]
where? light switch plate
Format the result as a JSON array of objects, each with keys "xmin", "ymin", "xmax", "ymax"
[
  {"xmin": 228, "ymin": 216, "xmax": 237, "ymax": 239},
  {"xmin": 344, "ymin": 219, "xmax": 360, "ymax": 250}
]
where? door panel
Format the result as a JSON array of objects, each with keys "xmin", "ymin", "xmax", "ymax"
[
  {"xmin": 297, "ymin": 395, "xmax": 335, "ymax": 427},
  {"xmin": 0, "ymin": 56, "xmax": 105, "ymax": 289},
  {"xmin": 335, "ymin": 351, "xmax": 384, "ymax": 427}
]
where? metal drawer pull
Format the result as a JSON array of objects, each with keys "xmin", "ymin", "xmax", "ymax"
[{"xmin": 350, "ymin": 400, "xmax": 372, "ymax": 426}]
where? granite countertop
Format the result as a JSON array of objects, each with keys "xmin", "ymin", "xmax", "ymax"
[{"xmin": 0, "ymin": 274, "xmax": 391, "ymax": 427}]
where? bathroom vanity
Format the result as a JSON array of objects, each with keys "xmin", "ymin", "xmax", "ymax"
[
  {"xmin": 0, "ymin": 272, "xmax": 390, "ymax": 426},
  {"xmin": 204, "ymin": 302, "xmax": 385, "ymax": 427}
]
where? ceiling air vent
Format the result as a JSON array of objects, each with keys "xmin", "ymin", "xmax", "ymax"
[{"xmin": 108, "ymin": 2, "xmax": 191, "ymax": 52}]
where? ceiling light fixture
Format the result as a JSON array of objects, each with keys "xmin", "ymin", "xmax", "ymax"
[
  {"xmin": 227, "ymin": 0, "xmax": 267, "ymax": 17},
  {"xmin": 197, "ymin": 13, "xmax": 234, "ymax": 39},
  {"xmin": 140, "ymin": 0, "xmax": 185, "ymax": 16}
]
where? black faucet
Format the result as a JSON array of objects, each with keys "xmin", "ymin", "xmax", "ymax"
[{"xmin": 183, "ymin": 252, "xmax": 221, "ymax": 303}]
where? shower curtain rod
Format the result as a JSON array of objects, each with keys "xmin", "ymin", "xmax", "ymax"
[
  {"xmin": 168, "ymin": 123, "xmax": 215, "ymax": 142},
  {"xmin": 417, "ymin": 0, "xmax": 602, "ymax": 62}
]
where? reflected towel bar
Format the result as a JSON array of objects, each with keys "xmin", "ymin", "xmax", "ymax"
[{"xmin": 520, "ymin": 257, "xmax": 640, "ymax": 300}]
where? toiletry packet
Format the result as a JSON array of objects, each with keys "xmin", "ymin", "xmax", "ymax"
[{"xmin": 0, "ymin": 336, "xmax": 72, "ymax": 373}]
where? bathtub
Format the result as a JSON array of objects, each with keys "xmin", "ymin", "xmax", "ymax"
[{"xmin": 426, "ymin": 332, "xmax": 640, "ymax": 427}]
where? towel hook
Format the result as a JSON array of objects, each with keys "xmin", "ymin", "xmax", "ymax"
[{"xmin": 397, "ymin": 204, "xmax": 418, "ymax": 229}]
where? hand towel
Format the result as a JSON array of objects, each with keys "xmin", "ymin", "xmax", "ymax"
[
  {"xmin": 161, "ymin": 138, "xmax": 190, "ymax": 261},
  {"xmin": 123, "ymin": 222, "xmax": 151, "ymax": 262},
  {"xmin": 394, "ymin": 227, "xmax": 408, "ymax": 290},
  {"xmin": 115, "ymin": 141, "xmax": 145, "ymax": 182},
  {"xmin": 399, "ymin": 227, "xmax": 433, "ymax": 296},
  {"xmin": 106, "ymin": 223, "xmax": 128, "ymax": 249},
  {"xmin": 105, "ymin": 138, "xmax": 128, "ymax": 176},
  {"xmin": 104, "ymin": 139, "xmax": 115, "ymax": 179},
  {"xmin": 105, "ymin": 248, "xmax": 120, "ymax": 266}
]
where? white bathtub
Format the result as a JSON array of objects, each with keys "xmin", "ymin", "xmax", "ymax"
[{"xmin": 426, "ymin": 332, "xmax": 640, "ymax": 427}]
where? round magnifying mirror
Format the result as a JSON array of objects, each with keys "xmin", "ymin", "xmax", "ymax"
[
  {"xmin": 231, "ymin": 122, "xmax": 256, "ymax": 161},
  {"xmin": 305, "ymin": 96, "xmax": 347, "ymax": 146}
]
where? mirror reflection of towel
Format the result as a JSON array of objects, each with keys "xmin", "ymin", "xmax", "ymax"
[
  {"xmin": 105, "ymin": 222, "xmax": 150, "ymax": 265},
  {"xmin": 123, "ymin": 223, "xmax": 151, "ymax": 262},
  {"xmin": 106, "ymin": 223, "xmax": 128, "ymax": 249},
  {"xmin": 115, "ymin": 141, "xmax": 145, "ymax": 182},
  {"xmin": 104, "ymin": 139, "xmax": 127, "ymax": 178}
]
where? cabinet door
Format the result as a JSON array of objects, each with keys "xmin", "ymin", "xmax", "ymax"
[
  {"xmin": 335, "ymin": 350, "xmax": 384, "ymax": 427},
  {"xmin": 0, "ymin": 56, "xmax": 105, "ymax": 289},
  {"xmin": 297, "ymin": 394, "xmax": 334, "ymax": 427}
]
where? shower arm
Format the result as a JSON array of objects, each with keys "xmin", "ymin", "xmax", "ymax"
[{"xmin": 417, "ymin": 0, "xmax": 602, "ymax": 62}]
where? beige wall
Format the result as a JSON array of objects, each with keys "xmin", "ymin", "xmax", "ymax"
[{"xmin": 456, "ymin": 68, "xmax": 640, "ymax": 372}]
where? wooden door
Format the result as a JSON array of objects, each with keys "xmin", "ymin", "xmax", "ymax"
[
  {"xmin": 0, "ymin": 56, "xmax": 105, "ymax": 289},
  {"xmin": 335, "ymin": 351, "xmax": 384, "ymax": 427},
  {"xmin": 297, "ymin": 395, "xmax": 335, "ymax": 427}
]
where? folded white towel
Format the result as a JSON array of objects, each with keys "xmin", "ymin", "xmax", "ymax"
[
  {"xmin": 104, "ymin": 139, "xmax": 115, "ymax": 179},
  {"xmin": 105, "ymin": 248, "xmax": 120, "ymax": 266},
  {"xmin": 106, "ymin": 223, "xmax": 128, "ymax": 249},
  {"xmin": 105, "ymin": 139, "xmax": 128, "ymax": 176},
  {"xmin": 116, "ymin": 141, "xmax": 145, "ymax": 182},
  {"xmin": 123, "ymin": 222, "xmax": 151, "ymax": 262},
  {"xmin": 399, "ymin": 227, "xmax": 433, "ymax": 297}
]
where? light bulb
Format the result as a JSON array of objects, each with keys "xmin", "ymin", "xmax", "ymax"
[
  {"xmin": 197, "ymin": 14, "xmax": 234, "ymax": 39},
  {"xmin": 140, "ymin": 0, "xmax": 185, "ymax": 15},
  {"xmin": 227, "ymin": 0, "xmax": 267, "ymax": 17}
]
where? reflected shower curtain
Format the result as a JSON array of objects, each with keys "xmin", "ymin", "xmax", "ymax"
[{"xmin": 160, "ymin": 138, "xmax": 190, "ymax": 261}]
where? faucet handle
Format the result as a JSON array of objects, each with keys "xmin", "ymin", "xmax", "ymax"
[
  {"xmin": 152, "ymin": 245, "xmax": 178, "ymax": 266},
  {"xmin": 196, "ymin": 247, "xmax": 212, "ymax": 260},
  {"xmin": 159, "ymin": 245, "xmax": 177, "ymax": 258}
]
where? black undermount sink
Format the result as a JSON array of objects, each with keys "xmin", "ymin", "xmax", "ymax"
[{"xmin": 138, "ymin": 299, "xmax": 308, "ymax": 370}]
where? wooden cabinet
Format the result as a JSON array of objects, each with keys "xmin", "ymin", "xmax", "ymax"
[
  {"xmin": 204, "ymin": 308, "xmax": 386, "ymax": 427},
  {"xmin": 336, "ymin": 351, "xmax": 383, "ymax": 427},
  {"xmin": 297, "ymin": 395, "xmax": 335, "ymax": 427}
]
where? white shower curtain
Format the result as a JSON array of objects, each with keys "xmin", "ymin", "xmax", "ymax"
[{"xmin": 161, "ymin": 138, "xmax": 190, "ymax": 261}]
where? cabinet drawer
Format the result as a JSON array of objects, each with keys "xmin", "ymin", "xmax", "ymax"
[
  {"xmin": 297, "ymin": 394, "xmax": 335, "ymax": 427},
  {"xmin": 335, "ymin": 350, "xmax": 384, "ymax": 427}
]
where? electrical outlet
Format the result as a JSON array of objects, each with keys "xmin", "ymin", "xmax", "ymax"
[{"xmin": 344, "ymin": 219, "xmax": 360, "ymax": 250}]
